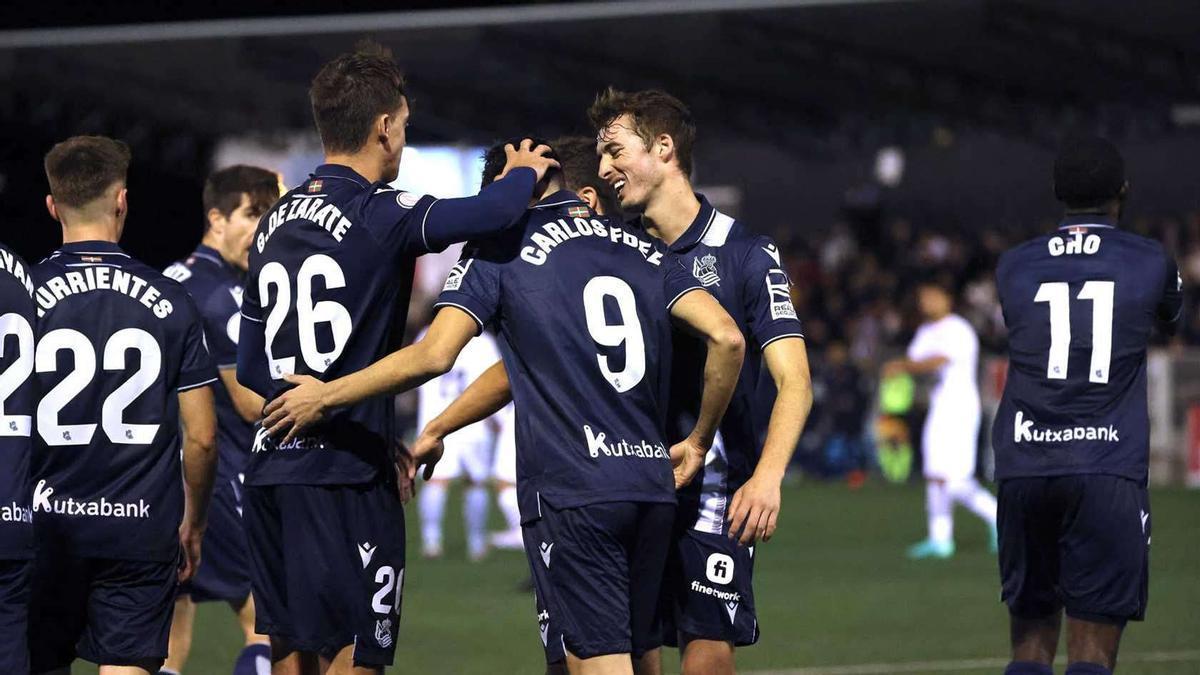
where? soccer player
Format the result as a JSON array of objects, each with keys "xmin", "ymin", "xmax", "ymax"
[
  {"xmin": 591, "ymin": 89, "xmax": 812, "ymax": 675},
  {"xmin": 882, "ymin": 280, "xmax": 998, "ymax": 559},
  {"xmin": 259, "ymin": 136, "xmax": 746, "ymax": 675},
  {"xmin": 233, "ymin": 44, "xmax": 559, "ymax": 674},
  {"xmin": 161, "ymin": 165, "xmax": 280, "ymax": 675},
  {"xmin": 992, "ymin": 136, "xmax": 1181, "ymax": 675},
  {"xmin": 0, "ymin": 241, "xmax": 36, "ymax": 674},
  {"xmin": 29, "ymin": 135, "xmax": 218, "ymax": 675},
  {"xmin": 414, "ymin": 326, "xmax": 503, "ymax": 561}
]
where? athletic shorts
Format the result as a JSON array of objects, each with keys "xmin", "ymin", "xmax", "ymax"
[
  {"xmin": 998, "ymin": 474, "xmax": 1150, "ymax": 625},
  {"xmin": 524, "ymin": 500, "xmax": 674, "ymax": 663},
  {"xmin": 661, "ymin": 526, "xmax": 759, "ymax": 647},
  {"xmin": 28, "ymin": 535, "xmax": 176, "ymax": 672},
  {"xmin": 243, "ymin": 481, "xmax": 405, "ymax": 667},
  {"xmin": 0, "ymin": 559, "xmax": 30, "ymax": 674},
  {"xmin": 180, "ymin": 475, "xmax": 251, "ymax": 604}
]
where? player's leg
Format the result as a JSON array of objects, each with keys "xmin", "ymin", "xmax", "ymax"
[
  {"xmin": 564, "ymin": 652, "xmax": 633, "ymax": 675},
  {"xmin": 947, "ymin": 476, "xmax": 999, "ymax": 551},
  {"xmin": 268, "ymin": 638, "xmax": 318, "ymax": 675},
  {"xmin": 463, "ymin": 441, "xmax": 494, "ymax": 561},
  {"xmin": 1059, "ymin": 475, "xmax": 1150, "ymax": 674},
  {"xmin": 629, "ymin": 503, "xmax": 673, "ymax": 675},
  {"xmin": 632, "ymin": 648, "xmax": 661, "ymax": 675},
  {"xmin": 908, "ymin": 477, "xmax": 955, "ymax": 558},
  {"xmin": 161, "ymin": 595, "xmax": 196, "ymax": 674},
  {"xmin": 318, "ymin": 647, "xmax": 382, "ymax": 675},
  {"xmin": 679, "ymin": 637, "xmax": 734, "ymax": 675},
  {"xmin": 999, "ymin": 478, "xmax": 1062, "ymax": 673},
  {"xmin": 419, "ymin": 445, "xmax": 462, "ymax": 558},
  {"xmin": 0, "ymin": 559, "xmax": 31, "ymax": 675},
  {"xmin": 231, "ymin": 594, "xmax": 272, "ymax": 675}
]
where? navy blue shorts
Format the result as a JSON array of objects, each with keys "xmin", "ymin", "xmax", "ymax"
[
  {"xmin": 661, "ymin": 526, "xmax": 759, "ymax": 647},
  {"xmin": 998, "ymin": 474, "xmax": 1150, "ymax": 625},
  {"xmin": 28, "ymin": 535, "xmax": 176, "ymax": 671},
  {"xmin": 243, "ymin": 481, "xmax": 405, "ymax": 667},
  {"xmin": 0, "ymin": 559, "xmax": 30, "ymax": 674},
  {"xmin": 180, "ymin": 476, "xmax": 251, "ymax": 604},
  {"xmin": 524, "ymin": 499, "xmax": 674, "ymax": 663}
]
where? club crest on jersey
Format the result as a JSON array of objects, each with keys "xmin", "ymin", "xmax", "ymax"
[
  {"xmin": 308, "ymin": 180, "xmax": 323, "ymax": 193},
  {"xmin": 442, "ymin": 259, "xmax": 473, "ymax": 292},
  {"xmin": 693, "ymin": 254, "xmax": 721, "ymax": 287},
  {"xmin": 567, "ymin": 205, "xmax": 590, "ymax": 218},
  {"xmin": 375, "ymin": 618, "xmax": 393, "ymax": 648}
]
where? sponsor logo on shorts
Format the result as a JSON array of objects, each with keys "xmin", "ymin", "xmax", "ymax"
[
  {"xmin": 375, "ymin": 618, "xmax": 393, "ymax": 648},
  {"xmin": 690, "ymin": 580, "xmax": 741, "ymax": 623},
  {"xmin": 581, "ymin": 425, "xmax": 670, "ymax": 462},
  {"xmin": 251, "ymin": 426, "xmax": 327, "ymax": 454},
  {"xmin": 32, "ymin": 480, "xmax": 150, "ymax": 519},
  {"xmin": 0, "ymin": 501, "xmax": 32, "ymax": 524},
  {"xmin": 537, "ymin": 608, "xmax": 551, "ymax": 646},
  {"xmin": 358, "ymin": 542, "xmax": 377, "ymax": 568},
  {"xmin": 706, "ymin": 553, "xmax": 735, "ymax": 585},
  {"xmin": 540, "ymin": 541, "xmax": 553, "ymax": 568},
  {"xmin": 1013, "ymin": 411, "xmax": 1119, "ymax": 444}
]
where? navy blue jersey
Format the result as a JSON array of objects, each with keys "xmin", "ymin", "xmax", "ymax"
[
  {"xmin": 165, "ymin": 245, "xmax": 252, "ymax": 483},
  {"xmin": 238, "ymin": 164, "xmax": 537, "ymax": 486},
  {"xmin": 30, "ymin": 241, "xmax": 217, "ymax": 561},
  {"xmin": 993, "ymin": 216, "xmax": 1182, "ymax": 483},
  {"xmin": 659, "ymin": 195, "xmax": 804, "ymax": 535},
  {"xmin": 0, "ymin": 243, "xmax": 36, "ymax": 559},
  {"xmin": 435, "ymin": 191, "xmax": 703, "ymax": 519}
]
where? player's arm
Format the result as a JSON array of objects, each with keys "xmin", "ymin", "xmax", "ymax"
[
  {"xmin": 727, "ymin": 337, "xmax": 812, "ymax": 546},
  {"xmin": 881, "ymin": 354, "xmax": 949, "ymax": 378},
  {"xmin": 261, "ymin": 308, "xmax": 479, "ymax": 443},
  {"xmin": 668, "ymin": 289, "xmax": 746, "ymax": 489},
  {"xmin": 411, "ymin": 140, "xmax": 560, "ymax": 253},
  {"xmin": 235, "ymin": 308, "xmax": 272, "ymax": 399},
  {"xmin": 178, "ymin": 385, "xmax": 217, "ymax": 583},
  {"xmin": 219, "ymin": 368, "xmax": 265, "ymax": 423},
  {"xmin": 412, "ymin": 359, "xmax": 513, "ymax": 481}
]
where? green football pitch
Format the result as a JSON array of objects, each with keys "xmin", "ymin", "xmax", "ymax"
[{"xmin": 77, "ymin": 482, "xmax": 1200, "ymax": 674}]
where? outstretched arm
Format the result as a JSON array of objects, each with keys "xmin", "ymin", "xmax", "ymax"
[
  {"xmin": 411, "ymin": 359, "xmax": 513, "ymax": 480},
  {"xmin": 261, "ymin": 308, "xmax": 479, "ymax": 442},
  {"xmin": 668, "ymin": 290, "xmax": 746, "ymax": 489}
]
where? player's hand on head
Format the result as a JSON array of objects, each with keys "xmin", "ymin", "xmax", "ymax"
[
  {"xmin": 726, "ymin": 473, "xmax": 782, "ymax": 546},
  {"xmin": 177, "ymin": 521, "xmax": 204, "ymax": 582},
  {"xmin": 410, "ymin": 429, "xmax": 446, "ymax": 482},
  {"xmin": 670, "ymin": 437, "xmax": 708, "ymax": 490},
  {"xmin": 262, "ymin": 374, "xmax": 327, "ymax": 443},
  {"xmin": 498, "ymin": 138, "xmax": 560, "ymax": 184}
]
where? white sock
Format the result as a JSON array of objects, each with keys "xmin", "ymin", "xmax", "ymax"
[
  {"xmin": 419, "ymin": 481, "xmax": 448, "ymax": 550},
  {"xmin": 497, "ymin": 486, "xmax": 521, "ymax": 531},
  {"xmin": 926, "ymin": 481, "xmax": 953, "ymax": 544},
  {"xmin": 950, "ymin": 478, "xmax": 998, "ymax": 526},
  {"xmin": 464, "ymin": 484, "xmax": 489, "ymax": 556}
]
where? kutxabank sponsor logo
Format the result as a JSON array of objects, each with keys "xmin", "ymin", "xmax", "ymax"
[
  {"xmin": 33, "ymin": 480, "xmax": 150, "ymax": 519},
  {"xmin": 582, "ymin": 425, "xmax": 670, "ymax": 461},
  {"xmin": 0, "ymin": 501, "xmax": 32, "ymax": 524},
  {"xmin": 1013, "ymin": 410, "xmax": 1119, "ymax": 444}
]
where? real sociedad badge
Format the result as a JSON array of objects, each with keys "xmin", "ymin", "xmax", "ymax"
[{"xmin": 693, "ymin": 253, "xmax": 721, "ymax": 287}]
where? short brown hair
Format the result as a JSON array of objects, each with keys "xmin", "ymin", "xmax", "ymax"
[
  {"xmin": 310, "ymin": 40, "xmax": 408, "ymax": 154},
  {"xmin": 203, "ymin": 165, "xmax": 280, "ymax": 226},
  {"xmin": 43, "ymin": 135, "xmax": 131, "ymax": 209},
  {"xmin": 588, "ymin": 87, "xmax": 696, "ymax": 175},
  {"xmin": 552, "ymin": 136, "xmax": 620, "ymax": 217}
]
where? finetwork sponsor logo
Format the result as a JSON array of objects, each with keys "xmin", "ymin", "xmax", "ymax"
[
  {"xmin": 0, "ymin": 501, "xmax": 32, "ymax": 524},
  {"xmin": 1013, "ymin": 411, "xmax": 1119, "ymax": 444},
  {"xmin": 706, "ymin": 553, "xmax": 735, "ymax": 585},
  {"xmin": 690, "ymin": 580, "xmax": 741, "ymax": 623},
  {"xmin": 582, "ymin": 425, "xmax": 670, "ymax": 461},
  {"xmin": 32, "ymin": 480, "xmax": 150, "ymax": 519}
]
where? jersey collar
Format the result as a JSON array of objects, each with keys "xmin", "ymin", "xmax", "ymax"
[
  {"xmin": 192, "ymin": 243, "xmax": 227, "ymax": 267},
  {"xmin": 529, "ymin": 190, "xmax": 587, "ymax": 211},
  {"xmin": 57, "ymin": 240, "xmax": 130, "ymax": 258},
  {"xmin": 663, "ymin": 193, "xmax": 716, "ymax": 253},
  {"xmin": 1058, "ymin": 213, "xmax": 1117, "ymax": 230},
  {"xmin": 311, "ymin": 164, "xmax": 372, "ymax": 190}
]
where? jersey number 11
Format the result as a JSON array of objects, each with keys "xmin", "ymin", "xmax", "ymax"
[{"xmin": 1034, "ymin": 280, "xmax": 1113, "ymax": 384}]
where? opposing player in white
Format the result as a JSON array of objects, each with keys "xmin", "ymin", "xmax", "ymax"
[
  {"xmin": 416, "ymin": 329, "xmax": 505, "ymax": 560},
  {"xmin": 488, "ymin": 394, "xmax": 523, "ymax": 551},
  {"xmin": 883, "ymin": 280, "xmax": 998, "ymax": 559}
]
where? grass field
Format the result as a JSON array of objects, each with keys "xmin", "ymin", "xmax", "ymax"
[{"xmin": 78, "ymin": 481, "xmax": 1200, "ymax": 674}]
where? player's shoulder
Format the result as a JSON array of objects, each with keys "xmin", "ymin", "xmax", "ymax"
[{"xmin": 0, "ymin": 243, "xmax": 35, "ymax": 297}]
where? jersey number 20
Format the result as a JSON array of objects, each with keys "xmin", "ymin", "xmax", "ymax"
[{"xmin": 1034, "ymin": 280, "xmax": 1113, "ymax": 384}]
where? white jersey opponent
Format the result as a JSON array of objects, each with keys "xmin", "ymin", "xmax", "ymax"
[
  {"xmin": 416, "ymin": 329, "xmax": 502, "ymax": 481},
  {"xmin": 907, "ymin": 313, "xmax": 981, "ymax": 480}
]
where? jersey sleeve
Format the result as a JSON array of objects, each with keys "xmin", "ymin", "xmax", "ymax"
[
  {"xmin": 235, "ymin": 269, "xmax": 271, "ymax": 397},
  {"xmin": 176, "ymin": 295, "xmax": 218, "ymax": 392},
  {"xmin": 740, "ymin": 236, "xmax": 805, "ymax": 350},
  {"xmin": 433, "ymin": 245, "xmax": 503, "ymax": 335},
  {"xmin": 365, "ymin": 167, "xmax": 537, "ymax": 257},
  {"xmin": 1157, "ymin": 251, "xmax": 1184, "ymax": 331},
  {"xmin": 663, "ymin": 256, "xmax": 704, "ymax": 310},
  {"xmin": 200, "ymin": 292, "xmax": 239, "ymax": 370}
]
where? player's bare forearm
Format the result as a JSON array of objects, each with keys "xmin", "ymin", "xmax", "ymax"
[
  {"xmin": 883, "ymin": 355, "xmax": 948, "ymax": 378},
  {"xmin": 219, "ymin": 368, "xmax": 265, "ymax": 423},
  {"xmin": 670, "ymin": 290, "xmax": 746, "ymax": 447},
  {"xmin": 756, "ymin": 337, "xmax": 813, "ymax": 481},
  {"xmin": 424, "ymin": 360, "xmax": 513, "ymax": 440},
  {"xmin": 179, "ymin": 386, "xmax": 218, "ymax": 528}
]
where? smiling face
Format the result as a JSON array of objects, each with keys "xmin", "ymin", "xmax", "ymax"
[{"xmin": 596, "ymin": 113, "xmax": 667, "ymax": 214}]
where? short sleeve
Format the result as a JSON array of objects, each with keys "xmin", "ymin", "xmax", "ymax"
[
  {"xmin": 740, "ymin": 237, "xmax": 805, "ymax": 350},
  {"xmin": 241, "ymin": 268, "xmax": 263, "ymax": 325},
  {"xmin": 433, "ymin": 245, "xmax": 503, "ymax": 335},
  {"xmin": 200, "ymin": 291, "xmax": 240, "ymax": 369},
  {"xmin": 663, "ymin": 256, "xmax": 704, "ymax": 310},
  {"xmin": 177, "ymin": 296, "xmax": 218, "ymax": 392},
  {"xmin": 906, "ymin": 328, "xmax": 928, "ymax": 361},
  {"xmin": 362, "ymin": 188, "xmax": 440, "ymax": 258}
]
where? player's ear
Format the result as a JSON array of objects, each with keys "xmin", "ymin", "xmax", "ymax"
[
  {"xmin": 115, "ymin": 187, "xmax": 128, "ymax": 219},
  {"xmin": 206, "ymin": 207, "xmax": 226, "ymax": 235},
  {"xmin": 45, "ymin": 195, "xmax": 60, "ymax": 223},
  {"xmin": 577, "ymin": 186, "xmax": 600, "ymax": 213},
  {"xmin": 655, "ymin": 133, "xmax": 675, "ymax": 165}
]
